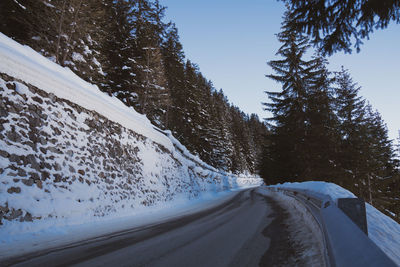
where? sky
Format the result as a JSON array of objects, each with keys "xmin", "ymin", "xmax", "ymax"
[{"xmin": 160, "ymin": 0, "xmax": 400, "ymax": 142}]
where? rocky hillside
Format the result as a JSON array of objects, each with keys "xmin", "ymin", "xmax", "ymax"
[
  {"xmin": 0, "ymin": 73, "xmax": 239, "ymax": 224},
  {"xmin": 0, "ymin": 34, "xmax": 260, "ymax": 227}
]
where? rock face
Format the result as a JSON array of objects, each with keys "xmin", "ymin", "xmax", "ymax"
[{"xmin": 0, "ymin": 73, "xmax": 236, "ymax": 224}]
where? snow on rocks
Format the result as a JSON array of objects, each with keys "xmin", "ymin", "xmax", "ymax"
[
  {"xmin": 268, "ymin": 181, "xmax": 400, "ymax": 265},
  {"xmin": 0, "ymin": 32, "xmax": 262, "ymax": 259},
  {"xmin": 0, "ymin": 73, "xmax": 236, "ymax": 227}
]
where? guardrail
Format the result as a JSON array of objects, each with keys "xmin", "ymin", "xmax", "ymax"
[{"xmin": 268, "ymin": 187, "xmax": 397, "ymax": 267}]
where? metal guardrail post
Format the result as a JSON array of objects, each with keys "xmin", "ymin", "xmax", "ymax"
[{"xmin": 337, "ymin": 198, "xmax": 368, "ymax": 235}]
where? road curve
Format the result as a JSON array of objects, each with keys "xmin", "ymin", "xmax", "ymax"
[{"xmin": 4, "ymin": 188, "xmax": 322, "ymax": 267}]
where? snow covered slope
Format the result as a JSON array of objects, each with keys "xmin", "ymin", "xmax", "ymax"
[
  {"xmin": 269, "ymin": 181, "xmax": 400, "ymax": 265},
  {"xmin": 0, "ymin": 32, "xmax": 262, "ymax": 245},
  {"xmin": 0, "ymin": 33, "xmax": 171, "ymax": 150}
]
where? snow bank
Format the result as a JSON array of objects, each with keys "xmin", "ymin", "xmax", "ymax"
[
  {"xmin": 365, "ymin": 203, "xmax": 400, "ymax": 265},
  {"xmin": 269, "ymin": 181, "xmax": 356, "ymax": 202},
  {"xmin": 257, "ymin": 187, "xmax": 326, "ymax": 266},
  {"xmin": 269, "ymin": 181, "xmax": 400, "ymax": 265},
  {"xmin": 236, "ymin": 176, "xmax": 264, "ymax": 189}
]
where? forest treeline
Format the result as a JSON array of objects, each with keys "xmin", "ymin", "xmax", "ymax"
[
  {"xmin": 0, "ymin": 0, "xmax": 268, "ymax": 174},
  {"xmin": 261, "ymin": 9, "xmax": 400, "ymax": 220}
]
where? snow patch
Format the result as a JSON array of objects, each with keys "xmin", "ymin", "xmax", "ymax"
[
  {"xmin": 14, "ymin": 81, "xmax": 30, "ymax": 96},
  {"xmin": 72, "ymin": 52, "xmax": 86, "ymax": 63}
]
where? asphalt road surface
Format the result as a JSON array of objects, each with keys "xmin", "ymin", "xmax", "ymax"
[{"xmin": 4, "ymin": 188, "xmax": 323, "ymax": 267}]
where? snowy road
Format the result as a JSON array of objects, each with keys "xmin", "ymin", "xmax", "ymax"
[{"xmin": 6, "ymin": 189, "xmax": 323, "ymax": 267}]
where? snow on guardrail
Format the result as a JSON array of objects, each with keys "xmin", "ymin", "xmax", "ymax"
[{"xmin": 267, "ymin": 183, "xmax": 398, "ymax": 267}]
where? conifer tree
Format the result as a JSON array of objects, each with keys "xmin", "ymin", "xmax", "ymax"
[
  {"xmin": 0, "ymin": 0, "xmax": 106, "ymax": 83},
  {"xmin": 0, "ymin": 0, "xmax": 40, "ymax": 43},
  {"xmin": 162, "ymin": 24, "xmax": 186, "ymax": 131},
  {"xmin": 208, "ymin": 90, "xmax": 234, "ymax": 171},
  {"xmin": 333, "ymin": 68, "xmax": 399, "ymax": 211},
  {"xmin": 333, "ymin": 67, "xmax": 367, "ymax": 190},
  {"xmin": 303, "ymin": 54, "xmax": 339, "ymax": 181},
  {"xmin": 362, "ymin": 105, "xmax": 398, "ymax": 207},
  {"xmin": 131, "ymin": 0, "xmax": 170, "ymax": 128},
  {"xmin": 100, "ymin": 0, "xmax": 138, "ymax": 101},
  {"xmin": 262, "ymin": 8, "xmax": 311, "ymax": 182},
  {"xmin": 140, "ymin": 46, "xmax": 169, "ymax": 127},
  {"xmin": 283, "ymin": 0, "xmax": 400, "ymax": 55},
  {"xmin": 248, "ymin": 114, "xmax": 269, "ymax": 174}
]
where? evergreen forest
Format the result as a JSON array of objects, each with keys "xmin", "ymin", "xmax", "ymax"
[
  {"xmin": 261, "ymin": 8, "xmax": 400, "ymax": 221},
  {"xmin": 0, "ymin": 0, "xmax": 269, "ymax": 175}
]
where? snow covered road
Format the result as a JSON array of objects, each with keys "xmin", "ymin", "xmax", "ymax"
[{"xmin": 4, "ymin": 188, "xmax": 324, "ymax": 267}]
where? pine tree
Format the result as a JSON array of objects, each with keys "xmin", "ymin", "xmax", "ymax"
[
  {"xmin": 183, "ymin": 62, "xmax": 214, "ymax": 160},
  {"xmin": 303, "ymin": 54, "xmax": 340, "ymax": 181},
  {"xmin": 100, "ymin": 0, "xmax": 138, "ymax": 103},
  {"xmin": 362, "ymin": 105, "xmax": 398, "ymax": 208},
  {"xmin": 140, "ymin": 46, "xmax": 169, "ymax": 127},
  {"xmin": 0, "ymin": 0, "xmax": 40, "ymax": 43},
  {"xmin": 332, "ymin": 68, "xmax": 400, "ymax": 220},
  {"xmin": 0, "ymin": 0, "xmax": 106, "ymax": 83},
  {"xmin": 207, "ymin": 90, "xmax": 234, "ymax": 171},
  {"xmin": 284, "ymin": 0, "xmax": 400, "ymax": 55},
  {"xmin": 65, "ymin": 0, "xmax": 107, "ymax": 84},
  {"xmin": 131, "ymin": 0, "xmax": 170, "ymax": 128},
  {"xmin": 162, "ymin": 24, "xmax": 186, "ymax": 131},
  {"xmin": 334, "ymin": 67, "xmax": 367, "ymax": 190},
  {"xmin": 262, "ymin": 8, "xmax": 311, "ymax": 182},
  {"xmin": 248, "ymin": 114, "xmax": 269, "ymax": 174}
]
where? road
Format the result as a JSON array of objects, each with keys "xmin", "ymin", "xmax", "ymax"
[{"xmin": 4, "ymin": 188, "xmax": 323, "ymax": 267}]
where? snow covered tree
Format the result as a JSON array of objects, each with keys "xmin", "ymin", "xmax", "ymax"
[
  {"xmin": 99, "ymin": 0, "xmax": 138, "ymax": 102},
  {"xmin": 207, "ymin": 90, "xmax": 234, "ymax": 171},
  {"xmin": 247, "ymin": 114, "xmax": 270, "ymax": 174},
  {"xmin": 139, "ymin": 46, "xmax": 169, "ymax": 127},
  {"xmin": 0, "ymin": 0, "xmax": 40, "ymax": 43},
  {"xmin": 0, "ymin": 0, "xmax": 106, "ymax": 83},
  {"xmin": 0, "ymin": 0, "xmax": 269, "ymax": 176},
  {"xmin": 224, "ymin": 106, "xmax": 259, "ymax": 174},
  {"xmin": 162, "ymin": 24, "xmax": 187, "ymax": 132},
  {"xmin": 130, "ymin": 0, "xmax": 170, "ymax": 128}
]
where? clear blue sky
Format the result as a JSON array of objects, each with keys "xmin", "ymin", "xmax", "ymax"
[{"xmin": 160, "ymin": 0, "xmax": 400, "ymax": 142}]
